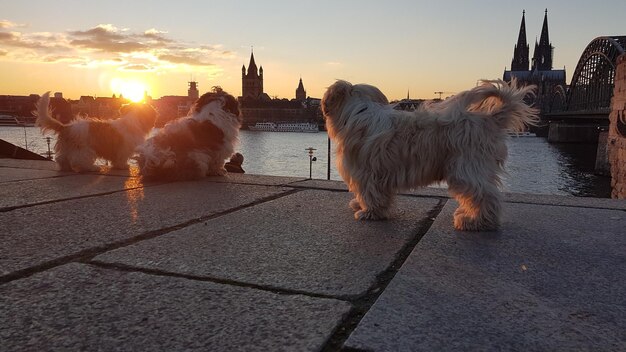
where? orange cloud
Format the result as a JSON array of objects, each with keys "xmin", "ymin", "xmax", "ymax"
[{"xmin": 0, "ymin": 21, "xmax": 237, "ymax": 75}]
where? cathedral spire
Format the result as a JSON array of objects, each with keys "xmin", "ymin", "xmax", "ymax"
[
  {"xmin": 538, "ymin": 9, "xmax": 550, "ymax": 48},
  {"xmin": 247, "ymin": 50, "xmax": 258, "ymax": 77},
  {"xmin": 511, "ymin": 10, "xmax": 529, "ymax": 71},
  {"xmin": 532, "ymin": 9, "xmax": 553, "ymax": 71}
]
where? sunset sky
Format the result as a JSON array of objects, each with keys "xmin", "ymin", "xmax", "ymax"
[{"xmin": 1, "ymin": 0, "xmax": 625, "ymax": 101}]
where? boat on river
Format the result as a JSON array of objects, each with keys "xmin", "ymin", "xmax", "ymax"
[
  {"xmin": 508, "ymin": 131, "xmax": 537, "ymax": 137},
  {"xmin": 248, "ymin": 122, "xmax": 319, "ymax": 133},
  {"xmin": 0, "ymin": 115, "xmax": 19, "ymax": 126},
  {"xmin": 0, "ymin": 115, "xmax": 35, "ymax": 127}
]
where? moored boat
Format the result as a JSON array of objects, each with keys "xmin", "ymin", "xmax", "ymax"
[{"xmin": 248, "ymin": 121, "xmax": 319, "ymax": 133}]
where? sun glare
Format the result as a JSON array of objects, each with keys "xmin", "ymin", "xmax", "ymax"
[{"xmin": 110, "ymin": 78, "xmax": 147, "ymax": 102}]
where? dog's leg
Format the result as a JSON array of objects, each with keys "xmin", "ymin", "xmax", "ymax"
[
  {"xmin": 349, "ymin": 198, "xmax": 362, "ymax": 211},
  {"xmin": 111, "ymin": 157, "xmax": 130, "ymax": 170},
  {"xmin": 448, "ymin": 177, "xmax": 502, "ymax": 231},
  {"xmin": 353, "ymin": 183, "xmax": 393, "ymax": 220},
  {"xmin": 69, "ymin": 148, "xmax": 98, "ymax": 172},
  {"xmin": 55, "ymin": 153, "xmax": 72, "ymax": 171},
  {"xmin": 206, "ymin": 159, "xmax": 227, "ymax": 176}
]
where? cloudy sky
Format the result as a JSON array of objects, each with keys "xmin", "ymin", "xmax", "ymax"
[{"xmin": 1, "ymin": 0, "xmax": 625, "ymax": 101}]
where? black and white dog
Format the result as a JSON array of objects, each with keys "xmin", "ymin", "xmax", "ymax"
[{"xmin": 136, "ymin": 87, "xmax": 241, "ymax": 180}]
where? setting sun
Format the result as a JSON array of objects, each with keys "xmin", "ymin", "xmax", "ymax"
[{"xmin": 110, "ymin": 78, "xmax": 147, "ymax": 102}]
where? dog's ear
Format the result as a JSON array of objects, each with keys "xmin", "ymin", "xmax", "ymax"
[
  {"xmin": 221, "ymin": 93, "xmax": 240, "ymax": 117},
  {"xmin": 322, "ymin": 80, "xmax": 352, "ymax": 117}
]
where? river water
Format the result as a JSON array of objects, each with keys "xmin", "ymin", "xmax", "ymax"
[{"xmin": 0, "ymin": 127, "xmax": 611, "ymax": 198}]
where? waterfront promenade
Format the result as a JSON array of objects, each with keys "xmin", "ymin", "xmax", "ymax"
[{"xmin": 1, "ymin": 158, "xmax": 625, "ymax": 351}]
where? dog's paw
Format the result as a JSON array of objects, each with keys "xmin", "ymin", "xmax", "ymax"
[
  {"xmin": 207, "ymin": 167, "xmax": 227, "ymax": 176},
  {"xmin": 349, "ymin": 198, "xmax": 362, "ymax": 211},
  {"xmin": 77, "ymin": 164, "xmax": 100, "ymax": 173},
  {"xmin": 355, "ymin": 209, "xmax": 387, "ymax": 221},
  {"xmin": 453, "ymin": 213, "xmax": 498, "ymax": 231}
]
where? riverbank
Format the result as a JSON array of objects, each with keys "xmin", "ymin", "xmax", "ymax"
[
  {"xmin": 0, "ymin": 127, "xmax": 613, "ymax": 197},
  {"xmin": 1, "ymin": 158, "xmax": 624, "ymax": 351}
]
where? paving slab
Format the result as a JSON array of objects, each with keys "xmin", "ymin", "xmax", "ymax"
[
  {"xmin": 295, "ymin": 179, "xmax": 625, "ymax": 210},
  {"xmin": 345, "ymin": 201, "xmax": 626, "ymax": 351},
  {"xmin": 0, "ymin": 167, "xmax": 70, "ymax": 183},
  {"xmin": 502, "ymin": 191, "xmax": 626, "ymax": 210},
  {"xmin": 0, "ymin": 174, "xmax": 155, "ymax": 210},
  {"xmin": 94, "ymin": 190, "xmax": 441, "ymax": 297},
  {"xmin": 292, "ymin": 179, "xmax": 450, "ymax": 198},
  {"xmin": 207, "ymin": 172, "xmax": 307, "ymax": 186},
  {"xmin": 1, "ymin": 181, "xmax": 290, "ymax": 278},
  {"xmin": 0, "ymin": 158, "xmax": 59, "ymax": 170},
  {"xmin": 0, "ymin": 263, "xmax": 351, "ymax": 352}
]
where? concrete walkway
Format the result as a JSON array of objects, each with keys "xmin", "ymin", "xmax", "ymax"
[{"xmin": 1, "ymin": 158, "xmax": 624, "ymax": 351}]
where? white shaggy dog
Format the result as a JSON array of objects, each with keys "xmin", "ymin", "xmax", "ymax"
[
  {"xmin": 321, "ymin": 80, "xmax": 537, "ymax": 231},
  {"xmin": 136, "ymin": 87, "xmax": 241, "ymax": 181},
  {"xmin": 35, "ymin": 92, "xmax": 157, "ymax": 172}
]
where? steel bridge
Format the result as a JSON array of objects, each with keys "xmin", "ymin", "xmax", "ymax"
[{"xmin": 545, "ymin": 36, "xmax": 625, "ymax": 142}]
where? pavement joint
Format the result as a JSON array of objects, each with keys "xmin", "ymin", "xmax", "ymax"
[
  {"xmin": 503, "ymin": 198, "xmax": 626, "ymax": 211},
  {"xmin": 0, "ymin": 185, "xmax": 149, "ymax": 213},
  {"xmin": 321, "ymin": 198, "xmax": 448, "ymax": 352},
  {"xmin": 86, "ymin": 261, "xmax": 346, "ymax": 301}
]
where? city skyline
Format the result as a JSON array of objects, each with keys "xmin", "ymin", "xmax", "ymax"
[{"xmin": 1, "ymin": 0, "xmax": 625, "ymax": 101}]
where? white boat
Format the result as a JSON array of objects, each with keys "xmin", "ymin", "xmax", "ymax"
[
  {"xmin": 0, "ymin": 115, "xmax": 19, "ymax": 126},
  {"xmin": 508, "ymin": 131, "xmax": 537, "ymax": 137},
  {"xmin": 248, "ymin": 121, "xmax": 319, "ymax": 133}
]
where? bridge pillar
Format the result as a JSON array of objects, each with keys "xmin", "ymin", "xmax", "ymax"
[
  {"xmin": 608, "ymin": 54, "xmax": 626, "ymax": 199},
  {"xmin": 547, "ymin": 122, "xmax": 601, "ymax": 143}
]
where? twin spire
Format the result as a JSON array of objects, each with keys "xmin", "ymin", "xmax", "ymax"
[{"xmin": 511, "ymin": 9, "xmax": 553, "ymax": 71}]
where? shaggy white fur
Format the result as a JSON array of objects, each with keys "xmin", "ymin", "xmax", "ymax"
[
  {"xmin": 321, "ymin": 80, "xmax": 538, "ymax": 231},
  {"xmin": 136, "ymin": 89, "xmax": 241, "ymax": 181},
  {"xmin": 35, "ymin": 92, "xmax": 157, "ymax": 172}
]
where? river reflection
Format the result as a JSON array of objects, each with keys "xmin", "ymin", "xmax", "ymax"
[
  {"xmin": 504, "ymin": 139, "xmax": 610, "ymax": 197},
  {"xmin": 238, "ymin": 131, "xmax": 612, "ymax": 198},
  {"xmin": 0, "ymin": 127, "xmax": 612, "ymax": 198}
]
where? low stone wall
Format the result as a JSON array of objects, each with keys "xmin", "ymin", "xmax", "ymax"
[{"xmin": 608, "ymin": 54, "xmax": 626, "ymax": 198}]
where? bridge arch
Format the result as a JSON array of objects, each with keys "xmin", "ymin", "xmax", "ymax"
[{"xmin": 566, "ymin": 36, "xmax": 626, "ymax": 112}]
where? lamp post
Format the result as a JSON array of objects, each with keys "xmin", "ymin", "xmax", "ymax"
[
  {"xmin": 327, "ymin": 136, "xmax": 331, "ymax": 180},
  {"xmin": 45, "ymin": 137, "xmax": 52, "ymax": 160},
  {"xmin": 306, "ymin": 147, "xmax": 317, "ymax": 179}
]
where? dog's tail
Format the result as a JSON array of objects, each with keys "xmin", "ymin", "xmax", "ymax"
[
  {"xmin": 457, "ymin": 79, "xmax": 539, "ymax": 132},
  {"xmin": 34, "ymin": 92, "xmax": 65, "ymax": 134}
]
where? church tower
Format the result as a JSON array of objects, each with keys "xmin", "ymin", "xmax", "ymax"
[
  {"xmin": 511, "ymin": 10, "xmax": 529, "ymax": 71},
  {"xmin": 531, "ymin": 9, "xmax": 553, "ymax": 71},
  {"xmin": 242, "ymin": 50, "xmax": 263, "ymax": 99},
  {"xmin": 295, "ymin": 78, "xmax": 306, "ymax": 101},
  {"xmin": 187, "ymin": 80, "xmax": 199, "ymax": 101}
]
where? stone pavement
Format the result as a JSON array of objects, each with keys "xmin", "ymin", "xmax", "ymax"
[{"xmin": 1, "ymin": 158, "xmax": 624, "ymax": 351}]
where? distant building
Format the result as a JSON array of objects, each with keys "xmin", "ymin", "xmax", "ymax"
[
  {"xmin": 71, "ymin": 95, "xmax": 129, "ymax": 120},
  {"xmin": 296, "ymin": 78, "xmax": 306, "ymax": 101},
  {"xmin": 151, "ymin": 80, "xmax": 201, "ymax": 126},
  {"xmin": 0, "ymin": 95, "xmax": 39, "ymax": 119},
  {"xmin": 239, "ymin": 51, "xmax": 321, "ymax": 128},
  {"xmin": 0, "ymin": 94, "xmax": 72, "ymax": 123},
  {"xmin": 188, "ymin": 81, "xmax": 199, "ymax": 102},
  {"xmin": 394, "ymin": 99, "xmax": 426, "ymax": 111},
  {"xmin": 241, "ymin": 51, "xmax": 266, "ymax": 101},
  {"xmin": 503, "ymin": 10, "xmax": 566, "ymax": 113}
]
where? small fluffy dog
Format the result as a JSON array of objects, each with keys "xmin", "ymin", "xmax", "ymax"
[
  {"xmin": 35, "ymin": 92, "xmax": 157, "ymax": 172},
  {"xmin": 321, "ymin": 80, "xmax": 537, "ymax": 231},
  {"xmin": 136, "ymin": 87, "xmax": 241, "ymax": 180}
]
